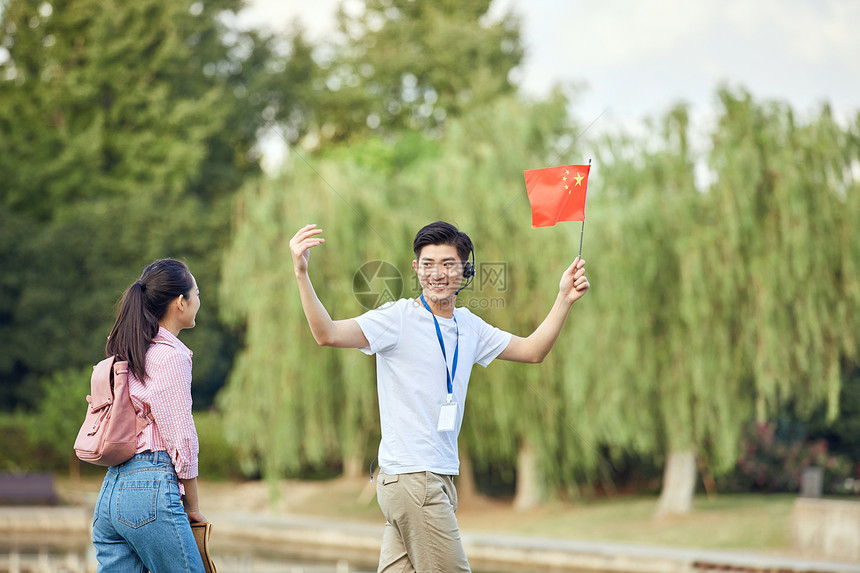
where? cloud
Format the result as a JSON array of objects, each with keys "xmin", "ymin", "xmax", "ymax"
[
  {"xmin": 723, "ymin": 0, "xmax": 860, "ymax": 66},
  {"xmin": 238, "ymin": 0, "xmax": 860, "ymax": 127},
  {"xmin": 575, "ymin": 0, "xmax": 717, "ymax": 67}
]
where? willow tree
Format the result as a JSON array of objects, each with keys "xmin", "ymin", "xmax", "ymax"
[
  {"xmin": 216, "ymin": 93, "xmax": 605, "ymax": 503},
  {"xmin": 574, "ymin": 105, "xmax": 717, "ymax": 515},
  {"xmin": 577, "ymin": 90, "xmax": 860, "ymax": 515},
  {"xmin": 666, "ymin": 90, "xmax": 860, "ymax": 513},
  {"xmin": 218, "ymin": 144, "xmax": 425, "ymax": 481},
  {"xmin": 705, "ymin": 90, "xmax": 858, "ymax": 415}
]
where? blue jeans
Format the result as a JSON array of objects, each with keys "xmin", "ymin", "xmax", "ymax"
[{"xmin": 92, "ymin": 450, "xmax": 204, "ymax": 573}]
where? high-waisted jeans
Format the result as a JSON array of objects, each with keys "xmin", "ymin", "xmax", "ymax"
[{"xmin": 92, "ymin": 450, "xmax": 204, "ymax": 573}]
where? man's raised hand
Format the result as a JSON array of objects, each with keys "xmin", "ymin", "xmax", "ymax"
[
  {"xmin": 290, "ymin": 224, "xmax": 325, "ymax": 275},
  {"xmin": 559, "ymin": 257, "xmax": 589, "ymax": 304}
]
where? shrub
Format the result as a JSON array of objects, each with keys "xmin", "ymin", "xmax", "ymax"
[
  {"xmin": 718, "ymin": 420, "xmax": 854, "ymax": 495},
  {"xmin": 194, "ymin": 410, "xmax": 249, "ymax": 480}
]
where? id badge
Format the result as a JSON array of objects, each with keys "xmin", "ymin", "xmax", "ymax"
[{"xmin": 437, "ymin": 402, "xmax": 458, "ymax": 432}]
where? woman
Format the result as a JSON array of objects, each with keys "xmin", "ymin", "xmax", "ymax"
[{"xmin": 92, "ymin": 259, "xmax": 205, "ymax": 572}]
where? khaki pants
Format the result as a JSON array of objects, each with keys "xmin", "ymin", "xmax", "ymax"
[{"xmin": 376, "ymin": 471, "xmax": 471, "ymax": 572}]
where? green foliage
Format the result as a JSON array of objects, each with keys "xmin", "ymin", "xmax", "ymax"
[
  {"xmin": 218, "ymin": 154, "xmax": 392, "ymax": 480},
  {"xmin": 705, "ymin": 91, "xmax": 859, "ymax": 422},
  {"xmin": 217, "ymin": 1, "xmax": 531, "ymax": 482},
  {"xmin": 28, "ymin": 365, "xmax": 91, "ymax": 463},
  {"xmin": 193, "ymin": 410, "xmax": 248, "ymax": 480},
  {"xmin": 220, "ymin": 85, "xmax": 860, "ymax": 497},
  {"xmin": 281, "ymin": 0, "xmax": 523, "ymax": 143},
  {"xmin": 577, "ymin": 88, "xmax": 860, "ymax": 478},
  {"xmin": 0, "ymin": 385, "xmax": 248, "ymax": 479},
  {"xmin": 415, "ymin": 93, "xmax": 613, "ymax": 494},
  {"xmin": 323, "ymin": 131, "xmax": 442, "ymax": 176},
  {"xmin": 0, "ymin": 0, "xmax": 277, "ymax": 409},
  {"xmin": 0, "ymin": 411, "xmax": 51, "ymax": 472}
]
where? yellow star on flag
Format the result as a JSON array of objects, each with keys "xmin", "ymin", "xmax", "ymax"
[{"xmin": 573, "ymin": 172, "xmax": 584, "ymax": 186}]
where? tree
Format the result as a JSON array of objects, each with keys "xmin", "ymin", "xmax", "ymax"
[
  {"xmin": 578, "ymin": 90, "xmax": 860, "ymax": 515},
  {"xmin": 28, "ymin": 366, "xmax": 91, "ymax": 478},
  {"xmin": 218, "ymin": 147, "xmax": 407, "ymax": 481},
  {"xmin": 0, "ymin": 0, "xmax": 278, "ymax": 409},
  {"xmin": 277, "ymin": 0, "xmax": 523, "ymax": 143}
]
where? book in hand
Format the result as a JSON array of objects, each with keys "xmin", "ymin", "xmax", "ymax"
[{"xmin": 190, "ymin": 521, "xmax": 217, "ymax": 573}]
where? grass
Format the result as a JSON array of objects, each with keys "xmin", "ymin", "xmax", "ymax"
[{"xmin": 454, "ymin": 494, "xmax": 795, "ymax": 550}]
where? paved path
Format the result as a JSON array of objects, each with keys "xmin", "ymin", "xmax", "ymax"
[
  {"xmin": 3, "ymin": 507, "xmax": 860, "ymax": 573},
  {"xmin": 207, "ymin": 511, "xmax": 860, "ymax": 573}
]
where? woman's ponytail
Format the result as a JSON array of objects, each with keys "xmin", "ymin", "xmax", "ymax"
[{"xmin": 106, "ymin": 259, "xmax": 193, "ymax": 381}]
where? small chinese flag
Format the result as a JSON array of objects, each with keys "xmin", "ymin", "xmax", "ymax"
[{"xmin": 524, "ymin": 164, "xmax": 590, "ymax": 228}]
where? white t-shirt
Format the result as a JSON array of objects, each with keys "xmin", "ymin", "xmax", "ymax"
[{"xmin": 355, "ymin": 298, "xmax": 512, "ymax": 475}]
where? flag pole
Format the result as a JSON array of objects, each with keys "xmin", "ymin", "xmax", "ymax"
[
  {"xmin": 578, "ymin": 220, "xmax": 585, "ymax": 259},
  {"xmin": 578, "ymin": 158, "xmax": 591, "ymax": 259}
]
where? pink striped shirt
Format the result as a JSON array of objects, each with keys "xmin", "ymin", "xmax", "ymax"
[{"xmin": 129, "ymin": 327, "xmax": 199, "ymax": 487}]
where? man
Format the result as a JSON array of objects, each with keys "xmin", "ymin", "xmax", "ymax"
[{"xmin": 289, "ymin": 221, "xmax": 589, "ymax": 572}]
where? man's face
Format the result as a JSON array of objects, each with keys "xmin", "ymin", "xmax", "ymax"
[{"xmin": 413, "ymin": 244, "xmax": 464, "ymax": 301}]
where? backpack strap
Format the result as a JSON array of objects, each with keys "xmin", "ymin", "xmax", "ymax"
[{"xmin": 112, "ymin": 360, "xmax": 156, "ymax": 435}]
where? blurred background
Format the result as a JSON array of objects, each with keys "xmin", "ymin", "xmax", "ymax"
[{"xmin": 1, "ymin": 0, "xmax": 859, "ymax": 571}]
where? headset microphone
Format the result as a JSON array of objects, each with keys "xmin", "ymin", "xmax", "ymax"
[{"xmin": 456, "ymin": 247, "xmax": 476, "ymax": 295}]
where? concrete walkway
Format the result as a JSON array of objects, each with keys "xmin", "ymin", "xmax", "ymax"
[
  {"xmin": 206, "ymin": 511, "xmax": 860, "ymax": 573},
  {"xmin": 3, "ymin": 506, "xmax": 860, "ymax": 573}
]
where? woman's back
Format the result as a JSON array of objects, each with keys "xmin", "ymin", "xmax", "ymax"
[{"xmin": 92, "ymin": 259, "xmax": 205, "ymax": 573}]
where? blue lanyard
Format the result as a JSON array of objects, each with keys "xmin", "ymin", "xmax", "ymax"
[{"xmin": 419, "ymin": 294, "xmax": 458, "ymax": 401}]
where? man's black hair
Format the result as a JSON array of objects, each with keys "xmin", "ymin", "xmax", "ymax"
[{"xmin": 413, "ymin": 221, "xmax": 473, "ymax": 263}]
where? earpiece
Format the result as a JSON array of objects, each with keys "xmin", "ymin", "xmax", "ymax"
[{"xmin": 456, "ymin": 247, "xmax": 476, "ymax": 294}]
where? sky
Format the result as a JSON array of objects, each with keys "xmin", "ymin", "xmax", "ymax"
[{"xmin": 238, "ymin": 0, "xmax": 860, "ymax": 169}]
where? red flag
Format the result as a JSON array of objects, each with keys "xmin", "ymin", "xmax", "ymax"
[{"xmin": 524, "ymin": 164, "xmax": 590, "ymax": 228}]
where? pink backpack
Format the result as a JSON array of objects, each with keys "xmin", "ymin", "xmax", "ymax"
[{"xmin": 74, "ymin": 356, "xmax": 153, "ymax": 466}]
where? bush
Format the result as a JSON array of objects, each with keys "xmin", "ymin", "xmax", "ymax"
[
  {"xmin": 29, "ymin": 366, "xmax": 92, "ymax": 466},
  {"xmin": 194, "ymin": 410, "xmax": 249, "ymax": 481},
  {"xmin": 0, "ymin": 412, "xmax": 47, "ymax": 472},
  {"xmin": 718, "ymin": 420, "xmax": 854, "ymax": 495}
]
